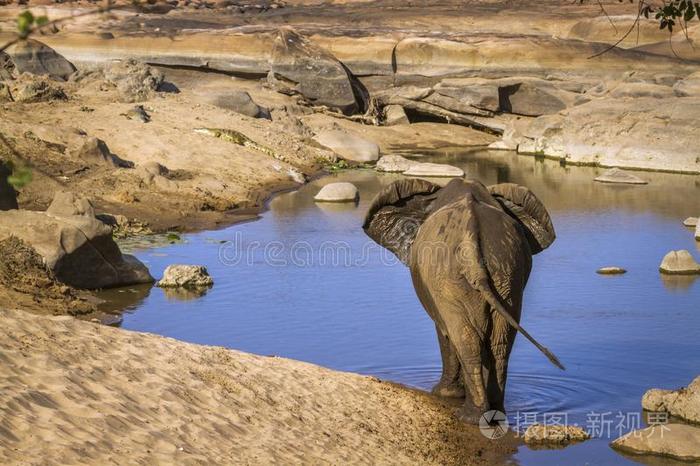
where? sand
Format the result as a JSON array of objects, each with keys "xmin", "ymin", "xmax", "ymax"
[{"xmin": 0, "ymin": 308, "xmax": 517, "ymax": 465}]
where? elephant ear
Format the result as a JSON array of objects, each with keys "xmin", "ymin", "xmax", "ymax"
[
  {"xmin": 488, "ymin": 183, "xmax": 555, "ymax": 254},
  {"xmin": 363, "ymin": 179, "xmax": 441, "ymax": 264}
]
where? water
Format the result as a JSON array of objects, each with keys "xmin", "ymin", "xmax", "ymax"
[{"xmin": 101, "ymin": 150, "xmax": 700, "ymax": 465}]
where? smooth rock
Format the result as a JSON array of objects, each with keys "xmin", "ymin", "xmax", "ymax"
[
  {"xmin": 659, "ymin": 250, "xmax": 700, "ymax": 275},
  {"xmin": 683, "ymin": 217, "xmax": 698, "ymax": 227},
  {"xmin": 376, "ymin": 155, "xmax": 415, "ymax": 173},
  {"xmin": 8, "ymin": 39, "xmax": 76, "ymax": 81},
  {"xmin": 611, "ymin": 423, "xmax": 700, "ymax": 462},
  {"xmin": 212, "ymin": 90, "xmax": 270, "ymax": 119},
  {"xmin": 0, "ymin": 201, "xmax": 153, "ymax": 289},
  {"xmin": 383, "ymin": 105, "xmax": 410, "ymax": 126},
  {"xmin": 103, "ymin": 59, "xmax": 164, "ymax": 103},
  {"xmin": 314, "ymin": 182, "xmax": 359, "ymax": 203},
  {"xmin": 499, "ymin": 81, "xmax": 567, "ymax": 117},
  {"xmin": 47, "ymin": 192, "xmax": 95, "ymax": 218},
  {"xmin": 0, "ymin": 161, "xmax": 18, "ymax": 211},
  {"xmin": 403, "ymin": 162, "xmax": 464, "ymax": 178},
  {"xmin": 70, "ymin": 137, "xmax": 131, "ymax": 168},
  {"xmin": 523, "ymin": 424, "xmax": 590, "ymax": 445},
  {"xmin": 642, "ymin": 376, "xmax": 700, "ymax": 424},
  {"xmin": 314, "ymin": 130, "xmax": 379, "ymax": 163},
  {"xmin": 596, "ymin": 267, "xmax": 627, "ymax": 275},
  {"xmin": 434, "ymin": 81, "xmax": 499, "ymax": 112},
  {"xmin": 594, "ymin": 168, "xmax": 648, "ymax": 185},
  {"xmin": 673, "ymin": 71, "xmax": 700, "ymax": 97},
  {"xmin": 157, "ymin": 264, "xmax": 214, "ymax": 288},
  {"xmin": 269, "ymin": 28, "xmax": 362, "ymax": 115}
]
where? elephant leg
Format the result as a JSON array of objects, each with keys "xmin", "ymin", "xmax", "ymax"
[
  {"xmin": 487, "ymin": 327, "xmax": 515, "ymax": 414},
  {"xmin": 431, "ymin": 324, "xmax": 465, "ymax": 398}
]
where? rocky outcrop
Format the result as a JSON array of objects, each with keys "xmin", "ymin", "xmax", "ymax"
[
  {"xmin": 10, "ymin": 75, "xmax": 67, "ymax": 102},
  {"xmin": 659, "ymin": 250, "xmax": 700, "ymax": 275},
  {"xmin": 211, "ymin": 90, "xmax": 270, "ymax": 119},
  {"xmin": 269, "ymin": 28, "xmax": 364, "ymax": 115},
  {"xmin": 7, "ymin": 39, "xmax": 76, "ymax": 81},
  {"xmin": 594, "ymin": 168, "xmax": 648, "ymax": 185},
  {"xmin": 498, "ymin": 81, "xmax": 567, "ymax": 117},
  {"xmin": 642, "ymin": 376, "xmax": 700, "ymax": 424},
  {"xmin": 314, "ymin": 130, "xmax": 379, "ymax": 163},
  {"xmin": 102, "ymin": 59, "xmax": 164, "ymax": 103},
  {"xmin": 0, "ymin": 51, "xmax": 17, "ymax": 81},
  {"xmin": 314, "ymin": 182, "xmax": 359, "ymax": 202},
  {"xmin": 0, "ymin": 161, "xmax": 18, "ymax": 211},
  {"xmin": 47, "ymin": 191, "xmax": 96, "ymax": 218},
  {"xmin": 376, "ymin": 155, "xmax": 414, "ymax": 173},
  {"xmin": 383, "ymin": 105, "xmax": 409, "ymax": 126},
  {"xmin": 523, "ymin": 424, "xmax": 590, "ymax": 446},
  {"xmin": 0, "ymin": 194, "xmax": 153, "ymax": 289},
  {"xmin": 157, "ymin": 264, "xmax": 213, "ymax": 288},
  {"xmin": 612, "ymin": 423, "xmax": 700, "ymax": 462}
]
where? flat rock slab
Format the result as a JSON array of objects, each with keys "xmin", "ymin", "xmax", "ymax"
[
  {"xmin": 157, "ymin": 264, "xmax": 213, "ymax": 288},
  {"xmin": 376, "ymin": 155, "xmax": 415, "ymax": 173},
  {"xmin": 523, "ymin": 424, "xmax": 590, "ymax": 446},
  {"xmin": 659, "ymin": 250, "xmax": 700, "ymax": 275},
  {"xmin": 314, "ymin": 182, "xmax": 359, "ymax": 202},
  {"xmin": 642, "ymin": 375, "xmax": 700, "ymax": 424},
  {"xmin": 314, "ymin": 130, "xmax": 379, "ymax": 163},
  {"xmin": 597, "ymin": 267, "xmax": 627, "ymax": 275},
  {"xmin": 8, "ymin": 39, "xmax": 76, "ymax": 81},
  {"xmin": 403, "ymin": 162, "xmax": 464, "ymax": 178},
  {"xmin": 594, "ymin": 168, "xmax": 648, "ymax": 185},
  {"xmin": 611, "ymin": 423, "xmax": 700, "ymax": 462},
  {"xmin": 683, "ymin": 217, "xmax": 698, "ymax": 227}
]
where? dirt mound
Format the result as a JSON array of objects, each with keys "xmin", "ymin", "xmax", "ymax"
[{"xmin": 0, "ymin": 236, "xmax": 96, "ymax": 316}]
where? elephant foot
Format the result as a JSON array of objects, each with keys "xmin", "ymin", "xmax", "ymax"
[
  {"xmin": 454, "ymin": 404, "xmax": 484, "ymax": 425},
  {"xmin": 431, "ymin": 380, "xmax": 466, "ymax": 399}
]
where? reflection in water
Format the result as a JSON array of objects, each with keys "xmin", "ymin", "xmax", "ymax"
[
  {"xmin": 660, "ymin": 274, "xmax": 699, "ymax": 292},
  {"xmin": 99, "ymin": 150, "xmax": 700, "ymax": 466},
  {"xmin": 162, "ymin": 287, "xmax": 209, "ymax": 301}
]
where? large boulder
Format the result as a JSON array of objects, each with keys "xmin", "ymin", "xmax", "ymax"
[
  {"xmin": 314, "ymin": 130, "xmax": 379, "ymax": 163},
  {"xmin": 314, "ymin": 182, "xmax": 359, "ymax": 202},
  {"xmin": 611, "ymin": 423, "xmax": 700, "ymax": 462},
  {"xmin": 0, "ymin": 195, "xmax": 153, "ymax": 289},
  {"xmin": 659, "ymin": 250, "xmax": 700, "ymax": 275},
  {"xmin": 102, "ymin": 59, "xmax": 164, "ymax": 103},
  {"xmin": 642, "ymin": 376, "xmax": 700, "ymax": 424},
  {"xmin": 434, "ymin": 79, "xmax": 500, "ymax": 112},
  {"xmin": 46, "ymin": 191, "xmax": 95, "ymax": 218},
  {"xmin": 499, "ymin": 81, "xmax": 567, "ymax": 117},
  {"xmin": 269, "ymin": 28, "xmax": 363, "ymax": 115},
  {"xmin": 0, "ymin": 161, "xmax": 18, "ymax": 211},
  {"xmin": 8, "ymin": 39, "xmax": 76, "ymax": 81}
]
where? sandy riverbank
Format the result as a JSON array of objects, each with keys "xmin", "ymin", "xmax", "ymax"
[{"xmin": 0, "ymin": 307, "xmax": 517, "ymax": 465}]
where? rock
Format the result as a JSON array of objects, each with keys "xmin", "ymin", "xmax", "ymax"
[
  {"xmin": 287, "ymin": 167, "xmax": 306, "ymax": 184},
  {"xmin": 0, "ymin": 198, "xmax": 153, "ymax": 289},
  {"xmin": 0, "ymin": 51, "xmax": 17, "ymax": 81},
  {"xmin": 376, "ymin": 155, "xmax": 415, "ymax": 173},
  {"xmin": 673, "ymin": 71, "xmax": 700, "ymax": 97},
  {"xmin": 157, "ymin": 264, "xmax": 213, "ymax": 288},
  {"xmin": 7, "ymin": 39, "xmax": 76, "ymax": 81},
  {"xmin": 611, "ymin": 423, "xmax": 700, "ymax": 462},
  {"xmin": 314, "ymin": 130, "xmax": 379, "ymax": 163},
  {"xmin": 314, "ymin": 182, "xmax": 359, "ymax": 203},
  {"xmin": 121, "ymin": 105, "xmax": 151, "ymax": 123},
  {"xmin": 659, "ymin": 250, "xmax": 700, "ymax": 275},
  {"xmin": 610, "ymin": 82, "xmax": 675, "ymax": 99},
  {"xmin": 212, "ymin": 90, "xmax": 270, "ymax": 119},
  {"xmin": 11, "ymin": 75, "xmax": 67, "ymax": 102},
  {"xmin": 523, "ymin": 424, "xmax": 590, "ymax": 446},
  {"xmin": 434, "ymin": 80, "xmax": 500, "ymax": 112},
  {"xmin": 696, "ymin": 222, "xmax": 700, "ymax": 241},
  {"xmin": 0, "ymin": 161, "xmax": 18, "ymax": 211},
  {"xmin": 137, "ymin": 161, "xmax": 169, "ymax": 177},
  {"xmin": 594, "ymin": 168, "xmax": 648, "ymax": 185},
  {"xmin": 642, "ymin": 376, "xmax": 700, "ymax": 424},
  {"xmin": 597, "ymin": 267, "xmax": 627, "ymax": 275},
  {"xmin": 46, "ymin": 191, "xmax": 95, "ymax": 218},
  {"xmin": 383, "ymin": 105, "xmax": 410, "ymax": 126},
  {"xmin": 70, "ymin": 137, "xmax": 132, "ymax": 168},
  {"xmin": 269, "ymin": 28, "xmax": 363, "ymax": 115},
  {"xmin": 499, "ymin": 81, "xmax": 567, "ymax": 117},
  {"xmin": 103, "ymin": 59, "xmax": 164, "ymax": 103},
  {"xmin": 403, "ymin": 162, "xmax": 464, "ymax": 178},
  {"xmin": 0, "ymin": 81, "xmax": 12, "ymax": 102},
  {"xmin": 683, "ymin": 217, "xmax": 698, "ymax": 227}
]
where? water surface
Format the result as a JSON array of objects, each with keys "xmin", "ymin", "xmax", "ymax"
[{"xmin": 104, "ymin": 150, "xmax": 700, "ymax": 465}]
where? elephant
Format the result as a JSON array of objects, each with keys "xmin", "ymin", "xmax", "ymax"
[{"xmin": 363, "ymin": 177, "xmax": 563, "ymax": 423}]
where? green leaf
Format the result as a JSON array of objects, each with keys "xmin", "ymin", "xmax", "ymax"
[
  {"xmin": 7, "ymin": 165, "xmax": 32, "ymax": 189},
  {"xmin": 35, "ymin": 15, "xmax": 49, "ymax": 27},
  {"xmin": 17, "ymin": 11, "xmax": 34, "ymax": 36}
]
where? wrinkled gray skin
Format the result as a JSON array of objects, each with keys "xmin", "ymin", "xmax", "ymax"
[{"xmin": 363, "ymin": 178, "xmax": 557, "ymax": 424}]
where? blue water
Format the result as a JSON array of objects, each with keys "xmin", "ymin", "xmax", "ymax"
[{"xmin": 105, "ymin": 150, "xmax": 700, "ymax": 465}]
